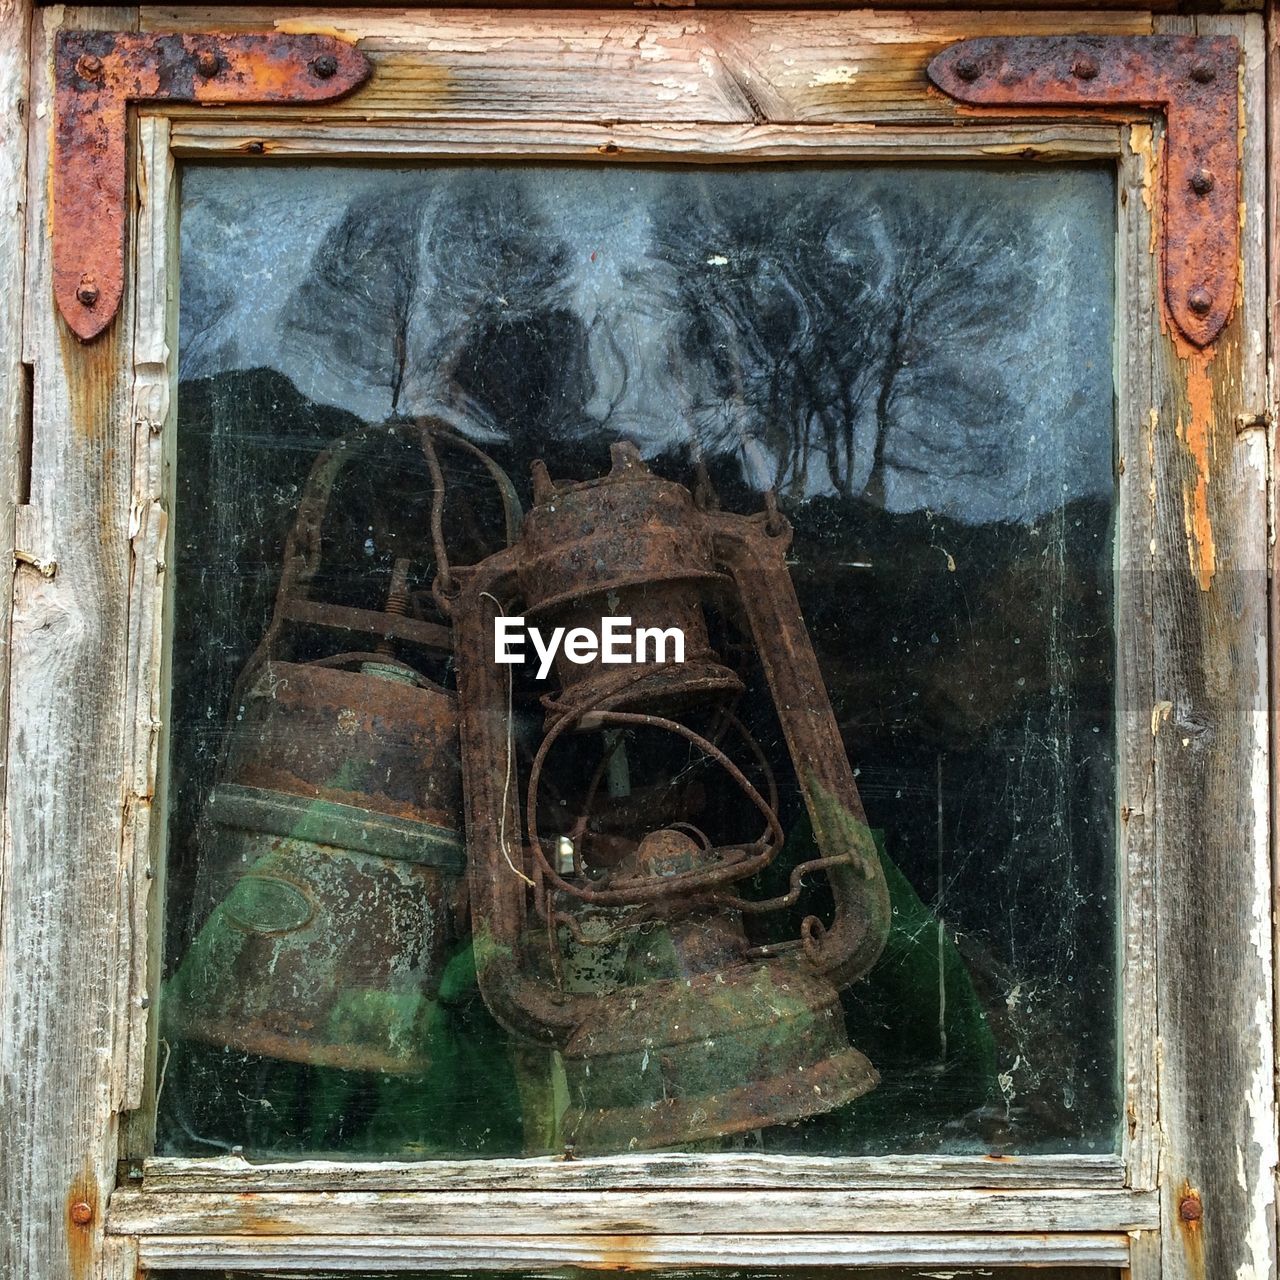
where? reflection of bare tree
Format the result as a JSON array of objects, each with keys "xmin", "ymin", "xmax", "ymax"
[
  {"xmin": 654, "ymin": 189, "xmax": 884, "ymax": 497},
  {"xmin": 863, "ymin": 196, "xmax": 1034, "ymax": 508},
  {"xmin": 656, "ymin": 186, "xmax": 1034, "ymax": 504},
  {"xmin": 280, "ymin": 173, "xmax": 1035, "ymax": 502},
  {"xmin": 281, "ymin": 177, "xmax": 596, "ymax": 440},
  {"xmin": 281, "ymin": 184, "xmax": 426, "ymax": 413},
  {"xmin": 414, "ymin": 179, "xmax": 593, "ymax": 440}
]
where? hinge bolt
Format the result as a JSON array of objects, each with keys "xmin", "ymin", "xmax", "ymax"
[
  {"xmin": 1235, "ymin": 410, "xmax": 1270, "ymax": 433},
  {"xmin": 1188, "ymin": 288, "xmax": 1213, "ymax": 316},
  {"xmin": 75, "ymin": 276, "xmax": 99, "ymax": 308},
  {"xmin": 1189, "ymin": 169, "xmax": 1215, "ymax": 195},
  {"xmin": 75, "ymin": 54, "xmax": 103, "ymax": 82},
  {"xmin": 954, "ymin": 58, "xmax": 982, "ymax": 83},
  {"xmin": 1071, "ymin": 56, "xmax": 1100, "ymax": 81},
  {"xmin": 310, "ymin": 54, "xmax": 339, "ymax": 80},
  {"xmin": 69, "ymin": 1201, "xmax": 93, "ymax": 1226},
  {"xmin": 1190, "ymin": 61, "xmax": 1216, "ymax": 84},
  {"xmin": 194, "ymin": 50, "xmax": 222, "ymax": 78}
]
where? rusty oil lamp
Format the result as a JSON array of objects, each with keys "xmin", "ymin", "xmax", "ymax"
[
  {"xmin": 449, "ymin": 443, "xmax": 891, "ymax": 1151},
  {"xmin": 166, "ymin": 421, "xmax": 518, "ymax": 1075}
]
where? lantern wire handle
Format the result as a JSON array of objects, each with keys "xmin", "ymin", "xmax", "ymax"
[
  {"xmin": 421, "ymin": 428, "xmax": 454, "ymax": 597},
  {"xmin": 481, "ymin": 589, "xmax": 534, "ymax": 887}
]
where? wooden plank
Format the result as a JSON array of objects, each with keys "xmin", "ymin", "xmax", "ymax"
[
  {"xmin": 107, "ymin": 1186, "xmax": 1159, "ymax": 1237},
  {"xmin": 0, "ymin": 0, "xmax": 32, "ymax": 1082},
  {"xmin": 137, "ymin": 8, "xmax": 1153, "ymax": 126},
  {"xmin": 1116, "ymin": 131, "xmax": 1161, "ymax": 1195},
  {"xmin": 139, "ymin": 1150, "xmax": 1126, "ymax": 1191},
  {"xmin": 1149, "ymin": 12, "xmax": 1276, "ymax": 1280},
  {"xmin": 0, "ymin": 7, "xmax": 141, "ymax": 1280},
  {"xmin": 101, "ymin": 1236, "xmax": 139, "ymax": 1280},
  {"xmin": 131, "ymin": 0, "xmax": 1262, "ymax": 11},
  {"xmin": 166, "ymin": 116, "xmax": 1125, "ymax": 161},
  {"xmin": 131, "ymin": 1231, "xmax": 1133, "ymax": 1271},
  {"xmin": 1270, "ymin": 0, "xmax": 1280, "ymax": 1263},
  {"xmin": 115, "ymin": 115, "xmax": 177, "ymax": 1163},
  {"xmin": 1272, "ymin": 0, "xmax": 1280, "ymax": 1261}
]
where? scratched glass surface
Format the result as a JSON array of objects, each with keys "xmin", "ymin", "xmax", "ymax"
[{"xmin": 158, "ymin": 163, "xmax": 1117, "ymax": 1159}]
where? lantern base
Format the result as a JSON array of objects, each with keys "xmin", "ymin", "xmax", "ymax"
[
  {"xmin": 166, "ymin": 790, "xmax": 464, "ymax": 1076},
  {"xmin": 560, "ymin": 961, "xmax": 877, "ymax": 1153}
]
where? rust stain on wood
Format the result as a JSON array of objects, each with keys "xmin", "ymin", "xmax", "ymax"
[
  {"xmin": 57, "ymin": 323, "xmax": 121, "ymax": 445},
  {"xmin": 578, "ymin": 1234, "xmax": 656, "ymax": 1271},
  {"xmin": 1175, "ymin": 1183, "xmax": 1206, "ymax": 1278},
  {"xmin": 65, "ymin": 1170, "xmax": 99, "ymax": 1280},
  {"xmin": 1179, "ymin": 352, "xmax": 1217, "ymax": 592},
  {"xmin": 229, "ymin": 1193, "xmax": 295, "ymax": 1236}
]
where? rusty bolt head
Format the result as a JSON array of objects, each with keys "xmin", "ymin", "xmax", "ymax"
[
  {"xmin": 1071, "ymin": 56, "xmax": 1100, "ymax": 81},
  {"xmin": 194, "ymin": 49, "xmax": 222, "ymax": 78},
  {"xmin": 1190, "ymin": 169, "xmax": 1215, "ymax": 196},
  {"xmin": 1188, "ymin": 288, "xmax": 1213, "ymax": 316},
  {"xmin": 1190, "ymin": 61, "xmax": 1217, "ymax": 84},
  {"xmin": 75, "ymin": 276, "xmax": 99, "ymax": 308},
  {"xmin": 69, "ymin": 1201, "xmax": 93, "ymax": 1226},
  {"xmin": 1179, "ymin": 1193, "xmax": 1203, "ymax": 1222},
  {"xmin": 310, "ymin": 54, "xmax": 339, "ymax": 80},
  {"xmin": 75, "ymin": 54, "xmax": 104, "ymax": 82},
  {"xmin": 954, "ymin": 58, "xmax": 982, "ymax": 83}
]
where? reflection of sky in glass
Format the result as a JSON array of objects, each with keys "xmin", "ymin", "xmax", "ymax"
[{"xmin": 180, "ymin": 164, "xmax": 1115, "ymax": 524}]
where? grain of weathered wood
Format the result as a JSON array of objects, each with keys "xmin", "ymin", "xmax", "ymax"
[
  {"xmin": 138, "ymin": 8, "xmax": 1153, "ymax": 126},
  {"xmin": 165, "ymin": 116, "xmax": 1124, "ymax": 161},
  {"xmin": 0, "ymin": 0, "xmax": 32, "ymax": 1066},
  {"xmin": 131, "ymin": 0, "xmax": 1265, "ymax": 11},
  {"xmin": 1271, "ymin": 0, "xmax": 1280, "ymax": 1262},
  {"xmin": 107, "ymin": 1186, "xmax": 1159, "ymax": 1237},
  {"xmin": 1149, "ymin": 12, "xmax": 1276, "ymax": 1280},
  {"xmin": 101, "ymin": 1235, "xmax": 139, "ymax": 1280},
  {"xmin": 115, "ymin": 116, "xmax": 178, "ymax": 1165},
  {"xmin": 1116, "ymin": 130, "xmax": 1161, "ymax": 1198},
  {"xmin": 130, "ymin": 1230, "xmax": 1133, "ymax": 1270},
  {"xmin": 139, "ymin": 1149, "xmax": 1126, "ymax": 1191},
  {"xmin": 0, "ymin": 7, "xmax": 141, "ymax": 1280}
]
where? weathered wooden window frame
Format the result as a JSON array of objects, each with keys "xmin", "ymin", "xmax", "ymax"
[{"xmin": 0, "ymin": 5, "xmax": 1272, "ymax": 1280}]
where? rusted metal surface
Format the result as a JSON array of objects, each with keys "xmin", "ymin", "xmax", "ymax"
[
  {"xmin": 1179, "ymin": 1190, "xmax": 1205, "ymax": 1223},
  {"xmin": 53, "ymin": 32, "xmax": 369, "ymax": 340},
  {"xmin": 520, "ymin": 449, "xmax": 741, "ymax": 716},
  {"xmin": 928, "ymin": 35, "xmax": 1240, "ymax": 348},
  {"xmin": 167, "ymin": 422, "xmax": 515, "ymax": 1075},
  {"xmin": 451, "ymin": 445, "xmax": 891, "ymax": 1151},
  {"xmin": 168, "ymin": 655, "xmax": 466, "ymax": 1074}
]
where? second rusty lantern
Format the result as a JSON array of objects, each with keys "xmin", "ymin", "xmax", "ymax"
[
  {"xmin": 166, "ymin": 422, "xmax": 519, "ymax": 1075},
  {"xmin": 450, "ymin": 443, "xmax": 891, "ymax": 1151}
]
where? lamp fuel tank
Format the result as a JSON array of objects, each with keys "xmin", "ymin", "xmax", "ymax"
[{"xmin": 167, "ymin": 422, "xmax": 519, "ymax": 1076}]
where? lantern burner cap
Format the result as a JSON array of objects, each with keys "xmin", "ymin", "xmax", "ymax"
[{"xmin": 633, "ymin": 827, "xmax": 708, "ymax": 879}]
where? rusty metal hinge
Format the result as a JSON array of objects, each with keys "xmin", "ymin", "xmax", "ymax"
[
  {"xmin": 53, "ymin": 32, "xmax": 371, "ymax": 342},
  {"xmin": 928, "ymin": 36, "xmax": 1240, "ymax": 350}
]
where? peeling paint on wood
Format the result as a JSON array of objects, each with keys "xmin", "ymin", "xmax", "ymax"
[{"xmin": 1179, "ymin": 351, "xmax": 1218, "ymax": 591}]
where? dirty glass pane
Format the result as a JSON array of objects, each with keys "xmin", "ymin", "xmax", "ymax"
[{"xmin": 159, "ymin": 163, "xmax": 1117, "ymax": 1159}]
